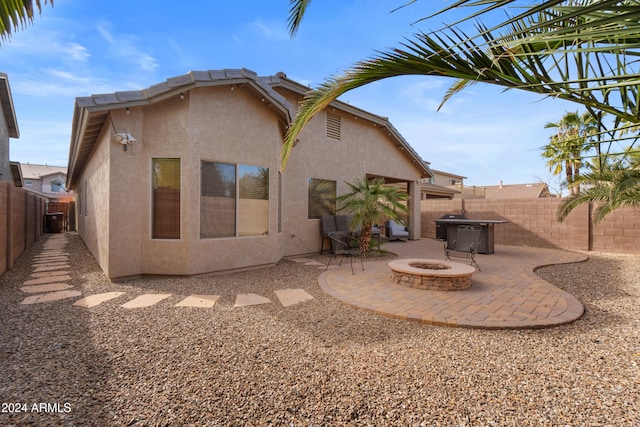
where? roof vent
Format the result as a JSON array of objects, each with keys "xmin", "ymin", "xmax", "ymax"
[{"xmin": 326, "ymin": 112, "xmax": 341, "ymax": 140}]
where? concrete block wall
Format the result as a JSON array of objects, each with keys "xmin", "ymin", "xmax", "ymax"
[
  {"xmin": 422, "ymin": 198, "xmax": 640, "ymax": 255},
  {"xmin": 591, "ymin": 206, "xmax": 640, "ymax": 254},
  {"xmin": 0, "ymin": 182, "xmax": 47, "ymax": 275}
]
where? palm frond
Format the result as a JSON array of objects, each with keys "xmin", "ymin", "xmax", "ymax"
[
  {"xmin": 0, "ymin": 0, "xmax": 50, "ymax": 45},
  {"xmin": 557, "ymin": 167, "xmax": 640, "ymax": 222},
  {"xmin": 282, "ymin": 1, "xmax": 640, "ymax": 171},
  {"xmin": 287, "ymin": 0, "xmax": 312, "ymax": 37}
]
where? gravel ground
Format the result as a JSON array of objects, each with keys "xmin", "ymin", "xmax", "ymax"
[{"xmin": 0, "ymin": 232, "xmax": 638, "ymax": 426}]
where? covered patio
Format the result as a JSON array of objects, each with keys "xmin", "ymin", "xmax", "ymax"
[{"xmin": 319, "ymin": 238, "xmax": 587, "ymax": 329}]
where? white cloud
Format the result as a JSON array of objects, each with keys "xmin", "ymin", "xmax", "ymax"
[
  {"xmin": 246, "ymin": 18, "xmax": 289, "ymax": 41},
  {"xmin": 95, "ymin": 23, "xmax": 159, "ymax": 72},
  {"xmin": 97, "ymin": 25, "xmax": 114, "ymax": 43},
  {"xmin": 3, "ymin": 28, "xmax": 90, "ymax": 62},
  {"xmin": 12, "ymin": 70, "xmax": 118, "ymax": 97}
]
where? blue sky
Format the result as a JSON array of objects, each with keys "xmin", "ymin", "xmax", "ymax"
[{"xmin": 2, "ymin": 0, "xmax": 581, "ymax": 188}]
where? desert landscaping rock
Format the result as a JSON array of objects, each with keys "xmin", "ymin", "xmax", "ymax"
[{"xmin": 0, "ymin": 232, "xmax": 638, "ymax": 425}]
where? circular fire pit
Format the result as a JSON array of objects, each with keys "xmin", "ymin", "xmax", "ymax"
[{"xmin": 388, "ymin": 258, "xmax": 475, "ymax": 291}]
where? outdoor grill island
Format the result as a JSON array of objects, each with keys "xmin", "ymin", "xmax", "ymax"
[{"xmin": 434, "ymin": 216, "xmax": 508, "ymax": 254}]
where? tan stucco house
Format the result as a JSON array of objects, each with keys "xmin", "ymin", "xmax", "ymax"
[
  {"xmin": 67, "ymin": 69, "xmax": 431, "ymax": 279},
  {"xmin": 20, "ymin": 163, "xmax": 73, "ymax": 200}
]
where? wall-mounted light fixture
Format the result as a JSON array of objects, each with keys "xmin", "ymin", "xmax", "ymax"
[{"xmin": 113, "ymin": 132, "xmax": 136, "ymax": 151}]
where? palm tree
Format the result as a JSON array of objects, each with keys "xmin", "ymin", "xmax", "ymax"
[
  {"xmin": 337, "ymin": 176, "xmax": 408, "ymax": 256},
  {"xmin": 0, "ymin": 0, "xmax": 51, "ymax": 45},
  {"xmin": 281, "ymin": 0, "xmax": 640, "ymax": 169},
  {"xmin": 542, "ymin": 110, "xmax": 597, "ymax": 195},
  {"xmin": 557, "ymin": 166, "xmax": 640, "ymax": 222}
]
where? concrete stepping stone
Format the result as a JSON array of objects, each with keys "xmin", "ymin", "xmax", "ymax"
[
  {"xmin": 274, "ymin": 288, "xmax": 314, "ymax": 307},
  {"xmin": 121, "ymin": 294, "xmax": 172, "ymax": 309},
  {"xmin": 175, "ymin": 295, "xmax": 221, "ymax": 308},
  {"xmin": 234, "ymin": 293, "xmax": 272, "ymax": 307},
  {"xmin": 23, "ymin": 275, "xmax": 72, "ymax": 286},
  {"xmin": 33, "ymin": 265, "xmax": 71, "ymax": 272},
  {"xmin": 73, "ymin": 292, "xmax": 126, "ymax": 308},
  {"xmin": 31, "ymin": 271, "xmax": 71, "ymax": 278},
  {"xmin": 21, "ymin": 290, "xmax": 82, "ymax": 305},
  {"xmin": 34, "ymin": 253, "xmax": 68, "ymax": 258},
  {"xmin": 20, "ymin": 283, "xmax": 73, "ymax": 293},
  {"xmin": 33, "ymin": 256, "xmax": 69, "ymax": 264},
  {"xmin": 33, "ymin": 262, "xmax": 69, "ymax": 268}
]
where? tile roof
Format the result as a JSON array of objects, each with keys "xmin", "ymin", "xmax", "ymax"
[
  {"xmin": 68, "ymin": 68, "xmax": 432, "ymax": 187},
  {"xmin": 20, "ymin": 163, "xmax": 67, "ymax": 180}
]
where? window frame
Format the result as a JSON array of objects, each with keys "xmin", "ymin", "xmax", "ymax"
[
  {"xmin": 151, "ymin": 157, "xmax": 182, "ymax": 240},
  {"xmin": 200, "ymin": 160, "xmax": 270, "ymax": 239},
  {"xmin": 308, "ymin": 177, "xmax": 337, "ymax": 219}
]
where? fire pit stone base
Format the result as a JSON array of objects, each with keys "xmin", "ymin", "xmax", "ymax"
[{"xmin": 388, "ymin": 258, "xmax": 475, "ymax": 291}]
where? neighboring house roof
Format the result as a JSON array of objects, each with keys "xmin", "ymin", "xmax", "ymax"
[
  {"xmin": 430, "ymin": 169, "xmax": 467, "ymax": 180},
  {"xmin": 0, "ymin": 72, "xmax": 19, "ymax": 138},
  {"xmin": 21, "ymin": 163, "xmax": 67, "ymax": 180},
  {"xmin": 480, "ymin": 182, "xmax": 550, "ymax": 199},
  {"xmin": 68, "ymin": 68, "xmax": 432, "ymax": 188},
  {"xmin": 421, "ymin": 182, "xmax": 460, "ymax": 198}
]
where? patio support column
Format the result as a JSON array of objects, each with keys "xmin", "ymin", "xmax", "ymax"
[{"xmin": 407, "ymin": 180, "xmax": 421, "ymax": 240}]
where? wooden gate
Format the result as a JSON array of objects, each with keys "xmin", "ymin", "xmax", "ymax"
[{"xmin": 46, "ymin": 201, "xmax": 75, "ymax": 231}]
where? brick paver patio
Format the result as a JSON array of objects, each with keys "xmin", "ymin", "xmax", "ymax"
[{"xmin": 319, "ymin": 239, "xmax": 587, "ymax": 329}]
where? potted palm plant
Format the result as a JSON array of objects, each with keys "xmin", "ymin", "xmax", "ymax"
[{"xmin": 337, "ymin": 176, "xmax": 409, "ymax": 256}]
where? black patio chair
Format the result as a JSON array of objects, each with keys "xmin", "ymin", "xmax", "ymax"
[
  {"xmin": 325, "ymin": 231, "xmax": 364, "ymax": 274},
  {"xmin": 444, "ymin": 225, "xmax": 482, "ymax": 271}
]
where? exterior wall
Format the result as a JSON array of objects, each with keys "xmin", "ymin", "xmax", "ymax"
[
  {"xmin": 24, "ymin": 178, "xmax": 43, "ymax": 192},
  {"xmin": 76, "ymin": 126, "xmax": 111, "ymax": 276},
  {"xmin": 75, "ymin": 85, "xmax": 426, "ymax": 279},
  {"xmin": 41, "ymin": 173, "xmax": 66, "ymax": 194},
  {"xmin": 97, "ymin": 87, "xmax": 284, "ymax": 278},
  {"xmin": 422, "ymin": 198, "xmax": 640, "ymax": 254},
  {"xmin": 0, "ymin": 109, "xmax": 10, "ymax": 183},
  {"xmin": 277, "ymin": 92, "xmax": 424, "ymax": 256},
  {"xmin": 432, "ymin": 172, "xmax": 462, "ymax": 187}
]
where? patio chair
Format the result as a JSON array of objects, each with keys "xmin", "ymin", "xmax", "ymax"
[
  {"xmin": 335, "ymin": 215, "xmax": 353, "ymax": 234},
  {"xmin": 385, "ymin": 220, "xmax": 409, "ymax": 241},
  {"xmin": 325, "ymin": 231, "xmax": 364, "ymax": 274},
  {"xmin": 444, "ymin": 225, "xmax": 482, "ymax": 271},
  {"xmin": 320, "ymin": 215, "xmax": 337, "ymax": 254}
]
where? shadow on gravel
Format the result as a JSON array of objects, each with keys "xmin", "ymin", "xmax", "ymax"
[{"xmin": 0, "ymin": 234, "xmax": 114, "ymax": 426}]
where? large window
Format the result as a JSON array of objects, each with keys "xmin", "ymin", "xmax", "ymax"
[
  {"xmin": 201, "ymin": 161, "xmax": 269, "ymax": 238},
  {"xmin": 152, "ymin": 158, "xmax": 181, "ymax": 239},
  {"xmin": 308, "ymin": 178, "xmax": 336, "ymax": 219}
]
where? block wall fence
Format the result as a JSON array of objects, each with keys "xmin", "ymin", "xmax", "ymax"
[
  {"xmin": 0, "ymin": 182, "xmax": 47, "ymax": 275},
  {"xmin": 421, "ymin": 198, "xmax": 640, "ymax": 255}
]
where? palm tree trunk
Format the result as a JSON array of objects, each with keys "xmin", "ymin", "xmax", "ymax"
[{"xmin": 359, "ymin": 224, "xmax": 372, "ymax": 257}]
